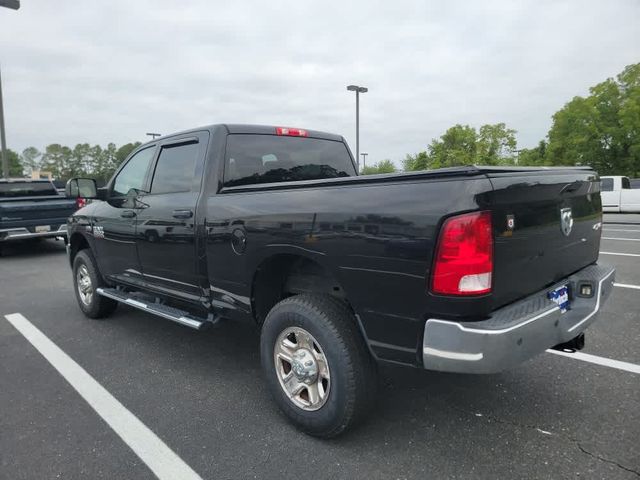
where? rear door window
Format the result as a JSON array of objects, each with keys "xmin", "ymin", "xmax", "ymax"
[
  {"xmin": 223, "ymin": 134, "xmax": 356, "ymax": 187},
  {"xmin": 150, "ymin": 141, "xmax": 200, "ymax": 194}
]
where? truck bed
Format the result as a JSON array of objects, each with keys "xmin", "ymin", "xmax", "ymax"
[
  {"xmin": 207, "ymin": 164, "xmax": 602, "ymax": 363},
  {"xmin": 0, "ymin": 192, "xmax": 77, "ymax": 241}
]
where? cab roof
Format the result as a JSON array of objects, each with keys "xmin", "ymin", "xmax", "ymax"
[{"xmin": 138, "ymin": 123, "xmax": 345, "ymax": 149}]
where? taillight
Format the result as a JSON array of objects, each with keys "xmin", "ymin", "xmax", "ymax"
[
  {"xmin": 76, "ymin": 198, "xmax": 87, "ymax": 209},
  {"xmin": 431, "ymin": 210, "xmax": 493, "ymax": 295},
  {"xmin": 276, "ymin": 127, "xmax": 308, "ymax": 137}
]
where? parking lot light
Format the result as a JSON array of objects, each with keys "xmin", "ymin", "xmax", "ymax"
[{"xmin": 346, "ymin": 84, "xmax": 368, "ymax": 172}]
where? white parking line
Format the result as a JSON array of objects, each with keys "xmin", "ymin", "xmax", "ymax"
[
  {"xmin": 600, "ymin": 251, "xmax": 640, "ymax": 257},
  {"xmin": 614, "ymin": 282, "xmax": 640, "ymax": 290},
  {"xmin": 546, "ymin": 349, "xmax": 640, "ymax": 374},
  {"xmin": 3, "ymin": 313, "xmax": 203, "ymax": 480},
  {"xmin": 602, "ymin": 237, "xmax": 640, "ymax": 242}
]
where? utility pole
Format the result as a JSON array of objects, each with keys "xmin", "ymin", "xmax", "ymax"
[
  {"xmin": 346, "ymin": 85, "xmax": 368, "ymax": 171},
  {"xmin": 0, "ymin": 66, "xmax": 8, "ymax": 178}
]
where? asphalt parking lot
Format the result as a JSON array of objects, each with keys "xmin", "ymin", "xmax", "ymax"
[{"xmin": 1, "ymin": 219, "xmax": 639, "ymax": 480}]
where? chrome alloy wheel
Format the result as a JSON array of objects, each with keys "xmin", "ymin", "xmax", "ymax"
[
  {"xmin": 274, "ymin": 326, "xmax": 331, "ymax": 411},
  {"xmin": 76, "ymin": 264, "xmax": 94, "ymax": 305}
]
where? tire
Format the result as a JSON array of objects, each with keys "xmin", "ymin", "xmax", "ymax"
[
  {"xmin": 72, "ymin": 249, "xmax": 117, "ymax": 319},
  {"xmin": 260, "ymin": 294, "xmax": 377, "ymax": 438}
]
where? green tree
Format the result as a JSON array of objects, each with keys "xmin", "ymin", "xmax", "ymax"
[
  {"xmin": 93, "ymin": 143, "xmax": 118, "ymax": 181},
  {"xmin": 402, "ymin": 151, "xmax": 430, "ymax": 171},
  {"xmin": 477, "ymin": 123, "xmax": 517, "ymax": 165},
  {"xmin": 361, "ymin": 159, "xmax": 397, "ymax": 175},
  {"xmin": 2, "ymin": 149, "xmax": 23, "ymax": 177},
  {"xmin": 69, "ymin": 143, "xmax": 93, "ymax": 177},
  {"xmin": 20, "ymin": 147, "xmax": 42, "ymax": 175},
  {"xmin": 428, "ymin": 124, "xmax": 478, "ymax": 168},
  {"xmin": 41, "ymin": 144, "xmax": 72, "ymax": 179},
  {"xmin": 546, "ymin": 62, "xmax": 640, "ymax": 176},
  {"xmin": 618, "ymin": 63, "xmax": 640, "ymax": 176},
  {"xmin": 116, "ymin": 142, "xmax": 141, "ymax": 165},
  {"xmin": 404, "ymin": 123, "xmax": 519, "ymax": 171},
  {"xmin": 517, "ymin": 140, "xmax": 547, "ymax": 166}
]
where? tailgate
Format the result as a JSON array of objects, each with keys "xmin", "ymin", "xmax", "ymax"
[
  {"xmin": 0, "ymin": 196, "xmax": 77, "ymax": 228},
  {"xmin": 485, "ymin": 169, "xmax": 602, "ymax": 309}
]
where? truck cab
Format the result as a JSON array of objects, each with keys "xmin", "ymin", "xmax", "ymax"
[{"xmin": 600, "ymin": 176, "xmax": 640, "ymax": 212}]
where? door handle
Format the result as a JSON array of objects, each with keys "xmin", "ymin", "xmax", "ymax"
[
  {"xmin": 172, "ymin": 209, "xmax": 193, "ymax": 219},
  {"xmin": 120, "ymin": 210, "xmax": 136, "ymax": 218}
]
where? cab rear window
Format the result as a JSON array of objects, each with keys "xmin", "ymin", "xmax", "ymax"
[
  {"xmin": 0, "ymin": 181, "xmax": 58, "ymax": 197},
  {"xmin": 223, "ymin": 134, "xmax": 356, "ymax": 188}
]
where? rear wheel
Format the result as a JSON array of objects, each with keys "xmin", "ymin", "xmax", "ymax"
[
  {"xmin": 72, "ymin": 249, "xmax": 117, "ymax": 319},
  {"xmin": 260, "ymin": 294, "xmax": 377, "ymax": 438}
]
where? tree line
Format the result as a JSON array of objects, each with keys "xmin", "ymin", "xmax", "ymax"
[
  {"xmin": 3, "ymin": 142, "xmax": 141, "ymax": 181},
  {"xmin": 364, "ymin": 62, "xmax": 639, "ymax": 177}
]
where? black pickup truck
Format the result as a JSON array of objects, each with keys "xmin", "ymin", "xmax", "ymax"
[
  {"xmin": 65, "ymin": 124, "xmax": 615, "ymax": 437},
  {"xmin": 0, "ymin": 179, "xmax": 76, "ymax": 254}
]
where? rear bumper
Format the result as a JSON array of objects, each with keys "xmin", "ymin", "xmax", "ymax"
[
  {"xmin": 422, "ymin": 263, "xmax": 615, "ymax": 373},
  {"xmin": 0, "ymin": 225, "xmax": 67, "ymax": 242}
]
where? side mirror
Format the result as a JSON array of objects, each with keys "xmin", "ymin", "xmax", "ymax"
[{"xmin": 65, "ymin": 178, "xmax": 98, "ymax": 199}]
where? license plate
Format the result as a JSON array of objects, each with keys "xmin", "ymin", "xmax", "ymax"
[
  {"xmin": 35, "ymin": 225, "xmax": 51, "ymax": 233},
  {"xmin": 548, "ymin": 285, "xmax": 570, "ymax": 313}
]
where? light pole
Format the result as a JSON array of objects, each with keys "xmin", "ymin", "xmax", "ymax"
[
  {"xmin": 360, "ymin": 152, "xmax": 368, "ymax": 172},
  {"xmin": 146, "ymin": 132, "xmax": 161, "ymax": 140},
  {"xmin": 346, "ymin": 84, "xmax": 367, "ymax": 172},
  {"xmin": 1, "ymin": 1, "xmax": 21, "ymax": 178}
]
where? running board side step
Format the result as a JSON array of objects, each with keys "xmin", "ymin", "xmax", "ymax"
[{"xmin": 96, "ymin": 287, "xmax": 216, "ymax": 330}]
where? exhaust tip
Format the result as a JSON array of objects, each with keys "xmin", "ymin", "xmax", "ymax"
[{"xmin": 552, "ymin": 333, "xmax": 585, "ymax": 353}]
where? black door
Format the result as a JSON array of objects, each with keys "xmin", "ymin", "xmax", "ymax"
[
  {"xmin": 135, "ymin": 135, "xmax": 207, "ymax": 299},
  {"xmin": 92, "ymin": 145, "xmax": 156, "ymax": 282}
]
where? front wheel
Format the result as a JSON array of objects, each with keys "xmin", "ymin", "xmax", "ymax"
[
  {"xmin": 260, "ymin": 294, "xmax": 377, "ymax": 438},
  {"xmin": 72, "ymin": 249, "xmax": 117, "ymax": 319}
]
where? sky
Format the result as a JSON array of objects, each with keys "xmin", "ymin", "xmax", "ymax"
[{"xmin": 0, "ymin": 0, "xmax": 638, "ymax": 166}]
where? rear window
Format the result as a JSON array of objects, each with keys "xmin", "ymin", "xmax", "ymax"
[
  {"xmin": 223, "ymin": 134, "xmax": 356, "ymax": 188},
  {"xmin": 621, "ymin": 177, "xmax": 631, "ymax": 189},
  {"xmin": 0, "ymin": 181, "xmax": 58, "ymax": 198},
  {"xmin": 600, "ymin": 178, "xmax": 613, "ymax": 191}
]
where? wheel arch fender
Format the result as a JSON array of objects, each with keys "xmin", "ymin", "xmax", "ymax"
[
  {"xmin": 249, "ymin": 245, "xmax": 346, "ymax": 323},
  {"xmin": 68, "ymin": 230, "xmax": 94, "ymax": 267}
]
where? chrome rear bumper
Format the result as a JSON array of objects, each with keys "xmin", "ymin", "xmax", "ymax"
[
  {"xmin": 0, "ymin": 225, "xmax": 67, "ymax": 241},
  {"xmin": 422, "ymin": 264, "xmax": 615, "ymax": 373}
]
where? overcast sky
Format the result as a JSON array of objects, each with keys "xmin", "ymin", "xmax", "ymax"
[{"xmin": 1, "ymin": 0, "xmax": 638, "ymax": 165}]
